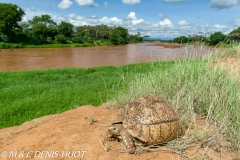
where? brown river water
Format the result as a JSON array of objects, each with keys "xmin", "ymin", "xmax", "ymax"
[{"xmin": 0, "ymin": 43, "xmax": 215, "ymax": 71}]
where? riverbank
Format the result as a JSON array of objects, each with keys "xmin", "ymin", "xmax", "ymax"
[
  {"xmin": 0, "ymin": 41, "xmax": 147, "ymax": 49},
  {"xmin": 0, "ymin": 42, "xmax": 113, "ymax": 49},
  {"xmin": 0, "ymin": 44, "xmax": 240, "ymax": 158},
  {"xmin": 0, "ymin": 41, "xmax": 217, "ymax": 49}
]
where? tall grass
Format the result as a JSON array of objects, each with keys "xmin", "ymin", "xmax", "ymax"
[{"xmin": 109, "ymin": 55, "xmax": 240, "ymax": 149}]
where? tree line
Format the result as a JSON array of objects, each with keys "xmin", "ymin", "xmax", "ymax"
[
  {"xmin": 0, "ymin": 3, "xmax": 143, "ymax": 46},
  {"xmin": 173, "ymin": 28, "xmax": 240, "ymax": 46}
]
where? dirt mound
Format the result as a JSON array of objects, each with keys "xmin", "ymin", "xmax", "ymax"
[{"xmin": 0, "ymin": 105, "xmax": 237, "ymax": 160}]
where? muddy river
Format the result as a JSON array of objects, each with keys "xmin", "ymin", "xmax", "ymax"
[{"xmin": 0, "ymin": 43, "xmax": 214, "ymax": 71}]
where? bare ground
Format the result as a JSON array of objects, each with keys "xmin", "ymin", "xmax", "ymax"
[{"xmin": 1, "ymin": 57, "xmax": 240, "ymax": 160}]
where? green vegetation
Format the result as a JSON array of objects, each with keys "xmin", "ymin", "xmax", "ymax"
[
  {"xmin": 0, "ymin": 3, "xmax": 25, "ymax": 42},
  {"xmin": 0, "ymin": 3, "xmax": 143, "ymax": 48},
  {"xmin": 111, "ymin": 59, "xmax": 240, "ymax": 149},
  {"xmin": 0, "ymin": 42, "xmax": 98, "ymax": 49},
  {"xmin": 229, "ymin": 27, "xmax": 240, "ymax": 41},
  {"xmin": 1, "ymin": 45, "xmax": 240, "ymax": 150},
  {"xmin": 173, "ymin": 27, "xmax": 240, "ymax": 46},
  {"xmin": 209, "ymin": 31, "xmax": 227, "ymax": 46},
  {"xmin": 0, "ymin": 62, "xmax": 173, "ymax": 128}
]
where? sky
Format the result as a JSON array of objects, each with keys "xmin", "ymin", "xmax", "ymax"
[{"xmin": 1, "ymin": 0, "xmax": 240, "ymax": 39}]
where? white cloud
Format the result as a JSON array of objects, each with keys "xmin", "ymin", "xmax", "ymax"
[
  {"xmin": 75, "ymin": 0, "xmax": 98, "ymax": 7},
  {"xmin": 210, "ymin": 0, "xmax": 239, "ymax": 9},
  {"xmin": 122, "ymin": 0, "xmax": 141, "ymax": 5},
  {"xmin": 100, "ymin": 16, "xmax": 123, "ymax": 25},
  {"xmin": 126, "ymin": 12, "xmax": 144, "ymax": 25},
  {"xmin": 104, "ymin": 1, "xmax": 108, "ymax": 7},
  {"xmin": 85, "ymin": 17, "xmax": 100, "ymax": 24},
  {"xmin": 157, "ymin": 19, "xmax": 173, "ymax": 27},
  {"xmin": 214, "ymin": 24, "xmax": 227, "ymax": 29},
  {"xmin": 163, "ymin": 0, "xmax": 186, "ymax": 2},
  {"xmin": 58, "ymin": 0, "xmax": 73, "ymax": 10},
  {"xmin": 178, "ymin": 20, "xmax": 189, "ymax": 26},
  {"xmin": 54, "ymin": 16, "xmax": 67, "ymax": 21},
  {"xmin": 68, "ymin": 13, "xmax": 77, "ymax": 19},
  {"xmin": 233, "ymin": 19, "xmax": 240, "ymax": 27},
  {"xmin": 128, "ymin": 12, "xmax": 137, "ymax": 19},
  {"xmin": 22, "ymin": 8, "xmax": 52, "ymax": 22},
  {"xmin": 132, "ymin": 19, "xmax": 144, "ymax": 25},
  {"xmin": 76, "ymin": 16, "xmax": 85, "ymax": 21}
]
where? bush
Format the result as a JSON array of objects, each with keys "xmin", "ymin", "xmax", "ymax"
[
  {"xmin": 0, "ymin": 33, "xmax": 9, "ymax": 42},
  {"xmin": 229, "ymin": 27, "xmax": 240, "ymax": 42},
  {"xmin": 109, "ymin": 33, "xmax": 119, "ymax": 45},
  {"xmin": 72, "ymin": 35, "xmax": 84, "ymax": 43},
  {"xmin": 173, "ymin": 36, "xmax": 189, "ymax": 43},
  {"xmin": 209, "ymin": 32, "xmax": 227, "ymax": 46},
  {"xmin": 46, "ymin": 37, "xmax": 52, "ymax": 43},
  {"xmin": 54, "ymin": 34, "xmax": 67, "ymax": 44}
]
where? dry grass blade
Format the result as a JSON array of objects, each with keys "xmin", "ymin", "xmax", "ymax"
[
  {"xmin": 100, "ymin": 140, "xmax": 110, "ymax": 152},
  {"xmin": 86, "ymin": 114, "xmax": 96, "ymax": 125}
]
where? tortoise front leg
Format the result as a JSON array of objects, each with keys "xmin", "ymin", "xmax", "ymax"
[
  {"xmin": 107, "ymin": 132, "xmax": 117, "ymax": 141},
  {"xmin": 120, "ymin": 129, "xmax": 136, "ymax": 154}
]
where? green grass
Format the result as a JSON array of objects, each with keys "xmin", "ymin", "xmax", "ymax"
[
  {"xmin": 0, "ymin": 42, "xmax": 24, "ymax": 49},
  {"xmin": 1, "ymin": 44, "xmax": 240, "ymax": 150},
  {"xmin": 0, "ymin": 61, "xmax": 173, "ymax": 128}
]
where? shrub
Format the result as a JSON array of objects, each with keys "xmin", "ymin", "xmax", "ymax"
[
  {"xmin": 54, "ymin": 34, "xmax": 67, "ymax": 44},
  {"xmin": 209, "ymin": 32, "xmax": 227, "ymax": 46}
]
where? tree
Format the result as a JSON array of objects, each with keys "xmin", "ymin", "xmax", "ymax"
[
  {"xmin": 0, "ymin": 3, "xmax": 25, "ymax": 41},
  {"xmin": 58, "ymin": 21, "xmax": 74, "ymax": 38},
  {"xmin": 19, "ymin": 22, "xmax": 30, "ymax": 33},
  {"xmin": 109, "ymin": 26, "xmax": 128, "ymax": 45},
  {"xmin": 209, "ymin": 32, "xmax": 226, "ymax": 46},
  {"xmin": 96, "ymin": 25, "xmax": 110, "ymax": 40},
  {"xmin": 173, "ymin": 36, "xmax": 189, "ymax": 43},
  {"xmin": 109, "ymin": 32, "xmax": 119, "ymax": 45},
  {"xmin": 228, "ymin": 27, "xmax": 240, "ymax": 41},
  {"xmin": 54, "ymin": 34, "xmax": 67, "ymax": 44},
  {"xmin": 29, "ymin": 14, "xmax": 57, "ymax": 43}
]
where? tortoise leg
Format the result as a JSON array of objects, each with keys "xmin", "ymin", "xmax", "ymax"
[
  {"xmin": 120, "ymin": 129, "xmax": 136, "ymax": 154},
  {"xmin": 107, "ymin": 132, "xmax": 117, "ymax": 141}
]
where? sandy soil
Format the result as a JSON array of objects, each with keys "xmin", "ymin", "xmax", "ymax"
[
  {"xmin": 0, "ymin": 57, "xmax": 239, "ymax": 160},
  {"xmin": 0, "ymin": 104, "xmax": 238, "ymax": 160}
]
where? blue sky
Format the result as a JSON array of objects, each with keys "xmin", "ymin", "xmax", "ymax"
[{"xmin": 2, "ymin": 0, "xmax": 240, "ymax": 38}]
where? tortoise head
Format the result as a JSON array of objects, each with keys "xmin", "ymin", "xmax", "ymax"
[
  {"xmin": 108, "ymin": 123, "xmax": 123, "ymax": 136},
  {"xmin": 108, "ymin": 114, "xmax": 124, "ymax": 135}
]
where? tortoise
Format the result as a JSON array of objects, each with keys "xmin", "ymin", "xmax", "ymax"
[{"xmin": 108, "ymin": 94, "xmax": 185, "ymax": 154}]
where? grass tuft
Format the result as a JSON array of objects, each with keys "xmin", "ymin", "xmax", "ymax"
[{"xmin": 86, "ymin": 114, "xmax": 96, "ymax": 125}]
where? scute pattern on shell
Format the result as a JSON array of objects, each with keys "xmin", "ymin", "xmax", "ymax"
[{"xmin": 120, "ymin": 94, "xmax": 184, "ymax": 145}]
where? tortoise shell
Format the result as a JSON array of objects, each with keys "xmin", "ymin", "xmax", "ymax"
[{"xmin": 119, "ymin": 94, "xmax": 185, "ymax": 145}]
